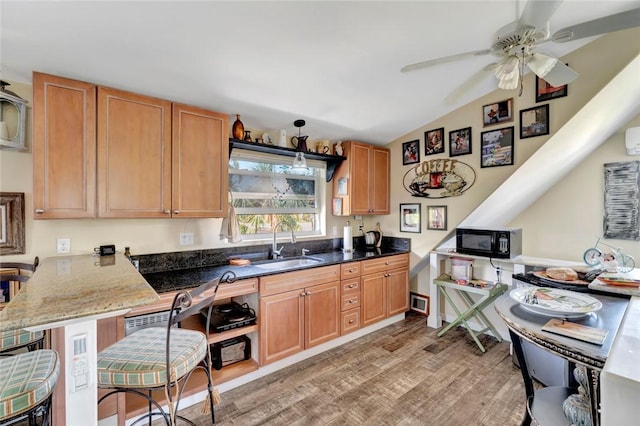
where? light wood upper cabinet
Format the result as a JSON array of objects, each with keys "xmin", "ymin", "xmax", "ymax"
[
  {"xmin": 332, "ymin": 140, "xmax": 390, "ymax": 215},
  {"xmin": 34, "ymin": 73, "xmax": 229, "ymax": 219},
  {"xmin": 97, "ymin": 87, "xmax": 172, "ymax": 218},
  {"xmin": 33, "ymin": 72, "xmax": 97, "ymax": 218},
  {"xmin": 172, "ymin": 103, "xmax": 228, "ymax": 217}
]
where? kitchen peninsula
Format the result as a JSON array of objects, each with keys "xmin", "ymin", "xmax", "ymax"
[{"xmin": 0, "ymin": 253, "xmax": 159, "ymax": 426}]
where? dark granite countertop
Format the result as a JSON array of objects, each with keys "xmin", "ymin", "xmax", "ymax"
[{"xmin": 143, "ymin": 248, "xmax": 409, "ymax": 293}]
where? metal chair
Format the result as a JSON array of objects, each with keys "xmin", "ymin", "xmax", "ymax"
[
  {"xmin": 97, "ymin": 270, "xmax": 236, "ymax": 425},
  {"xmin": 0, "ymin": 349, "xmax": 60, "ymax": 426},
  {"xmin": 0, "ymin": 257, "xmax": 44, "ymax": 355}
]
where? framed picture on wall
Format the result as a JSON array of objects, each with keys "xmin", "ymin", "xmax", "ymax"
[
  {"xmin": 480, "ymin": 127, "xmax": 514, "ymax": 168},
  {"xmin": 0, "ymin": 192, "xmax": 25, "ymax": 255},
  {"xmin": 520, "ymin": 104, "xmax": 550, "ymax": 139},
  {"xmin": 425, "ymin": 127, "xmax": 445, "ymax": 156},
  {"xmin": 482, "ymin": 98, "xmax": 513, "ymax": 127},
  {"xmin": 536, "ymin": 74, "xmax": 568, "ymax": 102},
  {"xmin": 426, "ymin": 205, "xmax": 447, "ymax": 230},
  {"xmin": 400, "ymin": 203, "xmax": 421, "ymax": 233},
  {"xmin": 449, "ymin": 127, "xmax": 472, "ymax": 157},
  {"xmin": 402, "ymin": 140, "xmax": 420, "ymax": 165}
]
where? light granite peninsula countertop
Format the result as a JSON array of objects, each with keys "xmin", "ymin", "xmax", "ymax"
[{"xmin": 0, "ymin": 253, "xmax": 159, "ymax": 332}]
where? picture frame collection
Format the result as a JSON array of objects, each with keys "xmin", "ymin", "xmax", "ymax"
[
  {"xmin": 400, "ymin": 77, "xmax": 565, "ymax": 168},
  {"xmin": 399, "ymin": 75, "xmax": 567, "ymax": 233}
]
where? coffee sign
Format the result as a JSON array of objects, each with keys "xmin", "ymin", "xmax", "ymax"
[{"xmin": 403, "ymin": 159, "xmax": 476, "ymax": 199}]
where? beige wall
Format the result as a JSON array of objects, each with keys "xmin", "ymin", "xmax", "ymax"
[
  {"xmin": 1, "ymin": 29, "xmax": 639, "ymax": 288},
  {"xmin": 379, "ymin": 28, "xmax": 640, "ymax": 294}
]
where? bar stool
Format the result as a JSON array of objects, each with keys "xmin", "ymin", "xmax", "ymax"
[
  {"xmin": 0, "ymin": 257, "xmax": 44, "ymax": 355},
  {"xmin": 0, "ymin": 349, "xmax": 60, "ymax": 426},
  {"xmin": 97, "ymin": 271, "xmax": 235, "ymax": 425}
]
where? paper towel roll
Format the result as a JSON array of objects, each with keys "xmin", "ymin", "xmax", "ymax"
[{"xmin": 343, "ymin": 225, "xmax": 353, "ymax": 252}]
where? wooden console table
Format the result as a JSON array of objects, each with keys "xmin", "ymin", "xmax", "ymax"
[{"xmin": 433, "ymin": 275, "xmax": 507, "ymax": 352}]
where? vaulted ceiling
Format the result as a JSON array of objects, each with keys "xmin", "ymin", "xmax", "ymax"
[{"xmin": 2, "ymin": 1, "xmax": 639, "ymax": 145}]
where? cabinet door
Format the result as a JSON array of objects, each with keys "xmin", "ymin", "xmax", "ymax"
[
  {"xmin": 33, "ymin": 72, "xmax": 96, "ymax": 218},
  {"xmin": 350, "ymin": 142, "xmax": 372, "ymax": 215},
  {"xmin": 386, "ymin": 267, "xmax": 409, "ymax": 317},
  {"xmin": 97, "ymin": 87, "xmax": 172, "ymax": 218},
  {"xmin": 371, "ymin": 146, "xmax": 390, "ymax": 214},
  {"xmin": 260, "ymin": 289, "xmax": 305, "ymax": 365},
  {"xmin": 171, "ymin": 104, "xmax": 228, "ymax": 217},
  {"xmin": 361, "ymin": 273, "xmax": 386, "ymax": 326},
  {"xmin": 305, "ymin": 281, "xmax": 340, "ymax": 348}
]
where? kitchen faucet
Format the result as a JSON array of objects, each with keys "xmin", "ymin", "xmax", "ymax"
[{"xmin": 272, "ymin": 221, "xmax": 296, "ymax": 259}]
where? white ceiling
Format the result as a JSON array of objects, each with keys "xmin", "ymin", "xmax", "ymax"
[{"xmin": 2, "ymin": 0, "xmax": 639, "ymax": 145}]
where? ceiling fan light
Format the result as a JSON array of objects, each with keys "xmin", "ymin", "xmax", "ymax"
[
  {"xmin": 495, "ymin": 55, "xmax": 519, "ymax": 77},
  {"xmin": 528, "ymin": 53, "xmax": 558, "ymax": 78},
  {"xmin": 498, "ymin": 70, "xmax": 520, "ymax": 90}
]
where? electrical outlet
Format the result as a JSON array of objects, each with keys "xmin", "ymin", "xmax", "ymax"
[
  {"xmin": 332, "ymin": 225, "xmax": 338, "ymax": 236},
  {"xmin": 57, "ymin": 238, "xmax": 71, "ymax": 254},
  {"xmin": 179, "ymin": 232, "xmax": 194, "ymax": 246}
]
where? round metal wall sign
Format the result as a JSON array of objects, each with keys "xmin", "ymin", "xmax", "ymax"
[{"xmin": 403, "ymin": 159, "xmax": 476, "ymax": 199}]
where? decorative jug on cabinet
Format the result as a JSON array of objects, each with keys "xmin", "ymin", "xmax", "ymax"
[{"xmin": 291, "ymin": 135, "xmax": 309, "ymax": 152}]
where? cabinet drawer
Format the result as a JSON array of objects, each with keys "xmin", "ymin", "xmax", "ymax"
[
  {"xmin": 259, "ymin": 265, "xmax": 340, "ymax": 297},
  {"xmin": 340, "ymin": 261, "xmax": 361, "ymax": 278},
  {"xmin": 218, "ymin": 278, "xmax": 258, "ymax": 299},
  {"xmin": 341, "ymin": 278, "xmax": 360, "ymax": 295},
  {"xmin": 341, "ymin": 294, "xmax": 361, "ymax": 311},
  {"xmin": 341, "ymin": 308, "xmax": 360, "ymax": 334},
  {"xmin": 361, "ymin": 253, "xmax": 409, "ymax": 276}
]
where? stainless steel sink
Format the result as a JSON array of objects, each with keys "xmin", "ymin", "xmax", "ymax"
[{"xmin": 254, "ymin": 257, "xmax": 323, "ymax": 270}]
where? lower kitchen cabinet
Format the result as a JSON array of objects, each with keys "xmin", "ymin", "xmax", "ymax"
[
  {"xmin": 259, "ymin": 265, "xmax": 341, "ymax": 365},
  {"xmin": 260, "ymin": 280, "xmax": 340, "ymax": 365},
  {"xmin": 361, "ymin": 254, "xmax": 410, "ymax": 327}
]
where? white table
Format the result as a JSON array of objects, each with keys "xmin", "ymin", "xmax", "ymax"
[{"xmin": 0, "ymin": 254, "xmax": 158, "ymax": 426}]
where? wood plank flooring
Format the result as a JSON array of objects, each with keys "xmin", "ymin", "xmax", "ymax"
[{"xmin": 163, "ymin": 313, "xmax": 526, "ymax": 426}]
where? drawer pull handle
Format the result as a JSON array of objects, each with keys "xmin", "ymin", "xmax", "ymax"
[
  {"xmin": 348, "ymin": 284, "xmax": 356, "ymax": 288},
  {"xmin": 300, "ymin": 292, "xmax": 306, "ymax": 297},
  {"xmin": 306, "ymin": 291, "xmax": 312, "ymax": 296},
  {"xmin": 349, "ymin": 299, "xmax": 356, "ymax": 303},
  {"xmin": 349, "ymin": 320, "xmax": 355, "ymax": 324},
  {"xmin": 348, "ymin": 268, "xmax": 354, "ymax": 272},
  {"xmin": 35, "ymin": 209, "xmax": 45, "ymax": 214},
  {"xmin": 164, "ymin": 209, "xmax": 171, "ymax": 214},
  {"xmin": 173, "ymin": 210, "xmax": 180, "ymax": 214}
]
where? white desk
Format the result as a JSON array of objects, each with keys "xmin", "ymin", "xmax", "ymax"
[{"xmin": 0, "ymin": 254, "xmax": 158, "ymax": 426}]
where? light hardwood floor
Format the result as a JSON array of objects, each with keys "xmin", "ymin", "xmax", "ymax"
[{"xmin": 166, "ymin": 313, "xmax": 527, "ymax": 425}]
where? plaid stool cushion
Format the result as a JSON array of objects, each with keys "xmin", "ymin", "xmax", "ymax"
[
  {"xmin": 0, "ymin": 329, "xmax": 44, "ymax": 352},
  {"xmin": 0, "ymin": 349, "xmax": 60, "ymax": 420},
  {"xmin": 97, "ymin": 327, "xmax": 207, "ymax": 389}
]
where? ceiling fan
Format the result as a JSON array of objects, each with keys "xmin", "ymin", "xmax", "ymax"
[{"xmin": 401, "ymin": 0, "xmax": 640, "ymax": 99}]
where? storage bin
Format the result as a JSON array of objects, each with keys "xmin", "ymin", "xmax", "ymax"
[{"xmin": 450, "ymin": 257, "xmax": 473, "ymax": 280}]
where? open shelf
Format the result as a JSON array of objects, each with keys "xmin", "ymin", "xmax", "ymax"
[
  {"xmin": 229, "ymin": 138, "xmax": 346, "ymax": 182},
  {"xmin": 125, "ymin": 359, "xmax": 259, "ymax": 419},
  {"xmin": 181, "ymin": 315, "xmax": 258, "ymax": 344}
]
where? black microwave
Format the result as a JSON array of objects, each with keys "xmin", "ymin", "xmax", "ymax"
[{"xmin": 455, "ymin": 227, "xmax": 522, "ymax": 259}]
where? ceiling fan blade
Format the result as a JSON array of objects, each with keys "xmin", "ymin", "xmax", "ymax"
[
  {"xmin": 533, "ymin": 61, "xmax": 579, "ymax": 87},
  {"xmin": 517, "ymin": 0, "xmax": 563, "ymax": 32},
  {"xmin": 552, "ymin": 7, "xmax": 640, "ymax": 43},
  {"xmin": 444, "ymin": 63, "xmax": 497, "ymax": 105},
  {"xmin": 401, "ymin": 49, "xmax": 491, "ymax": 73}
]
